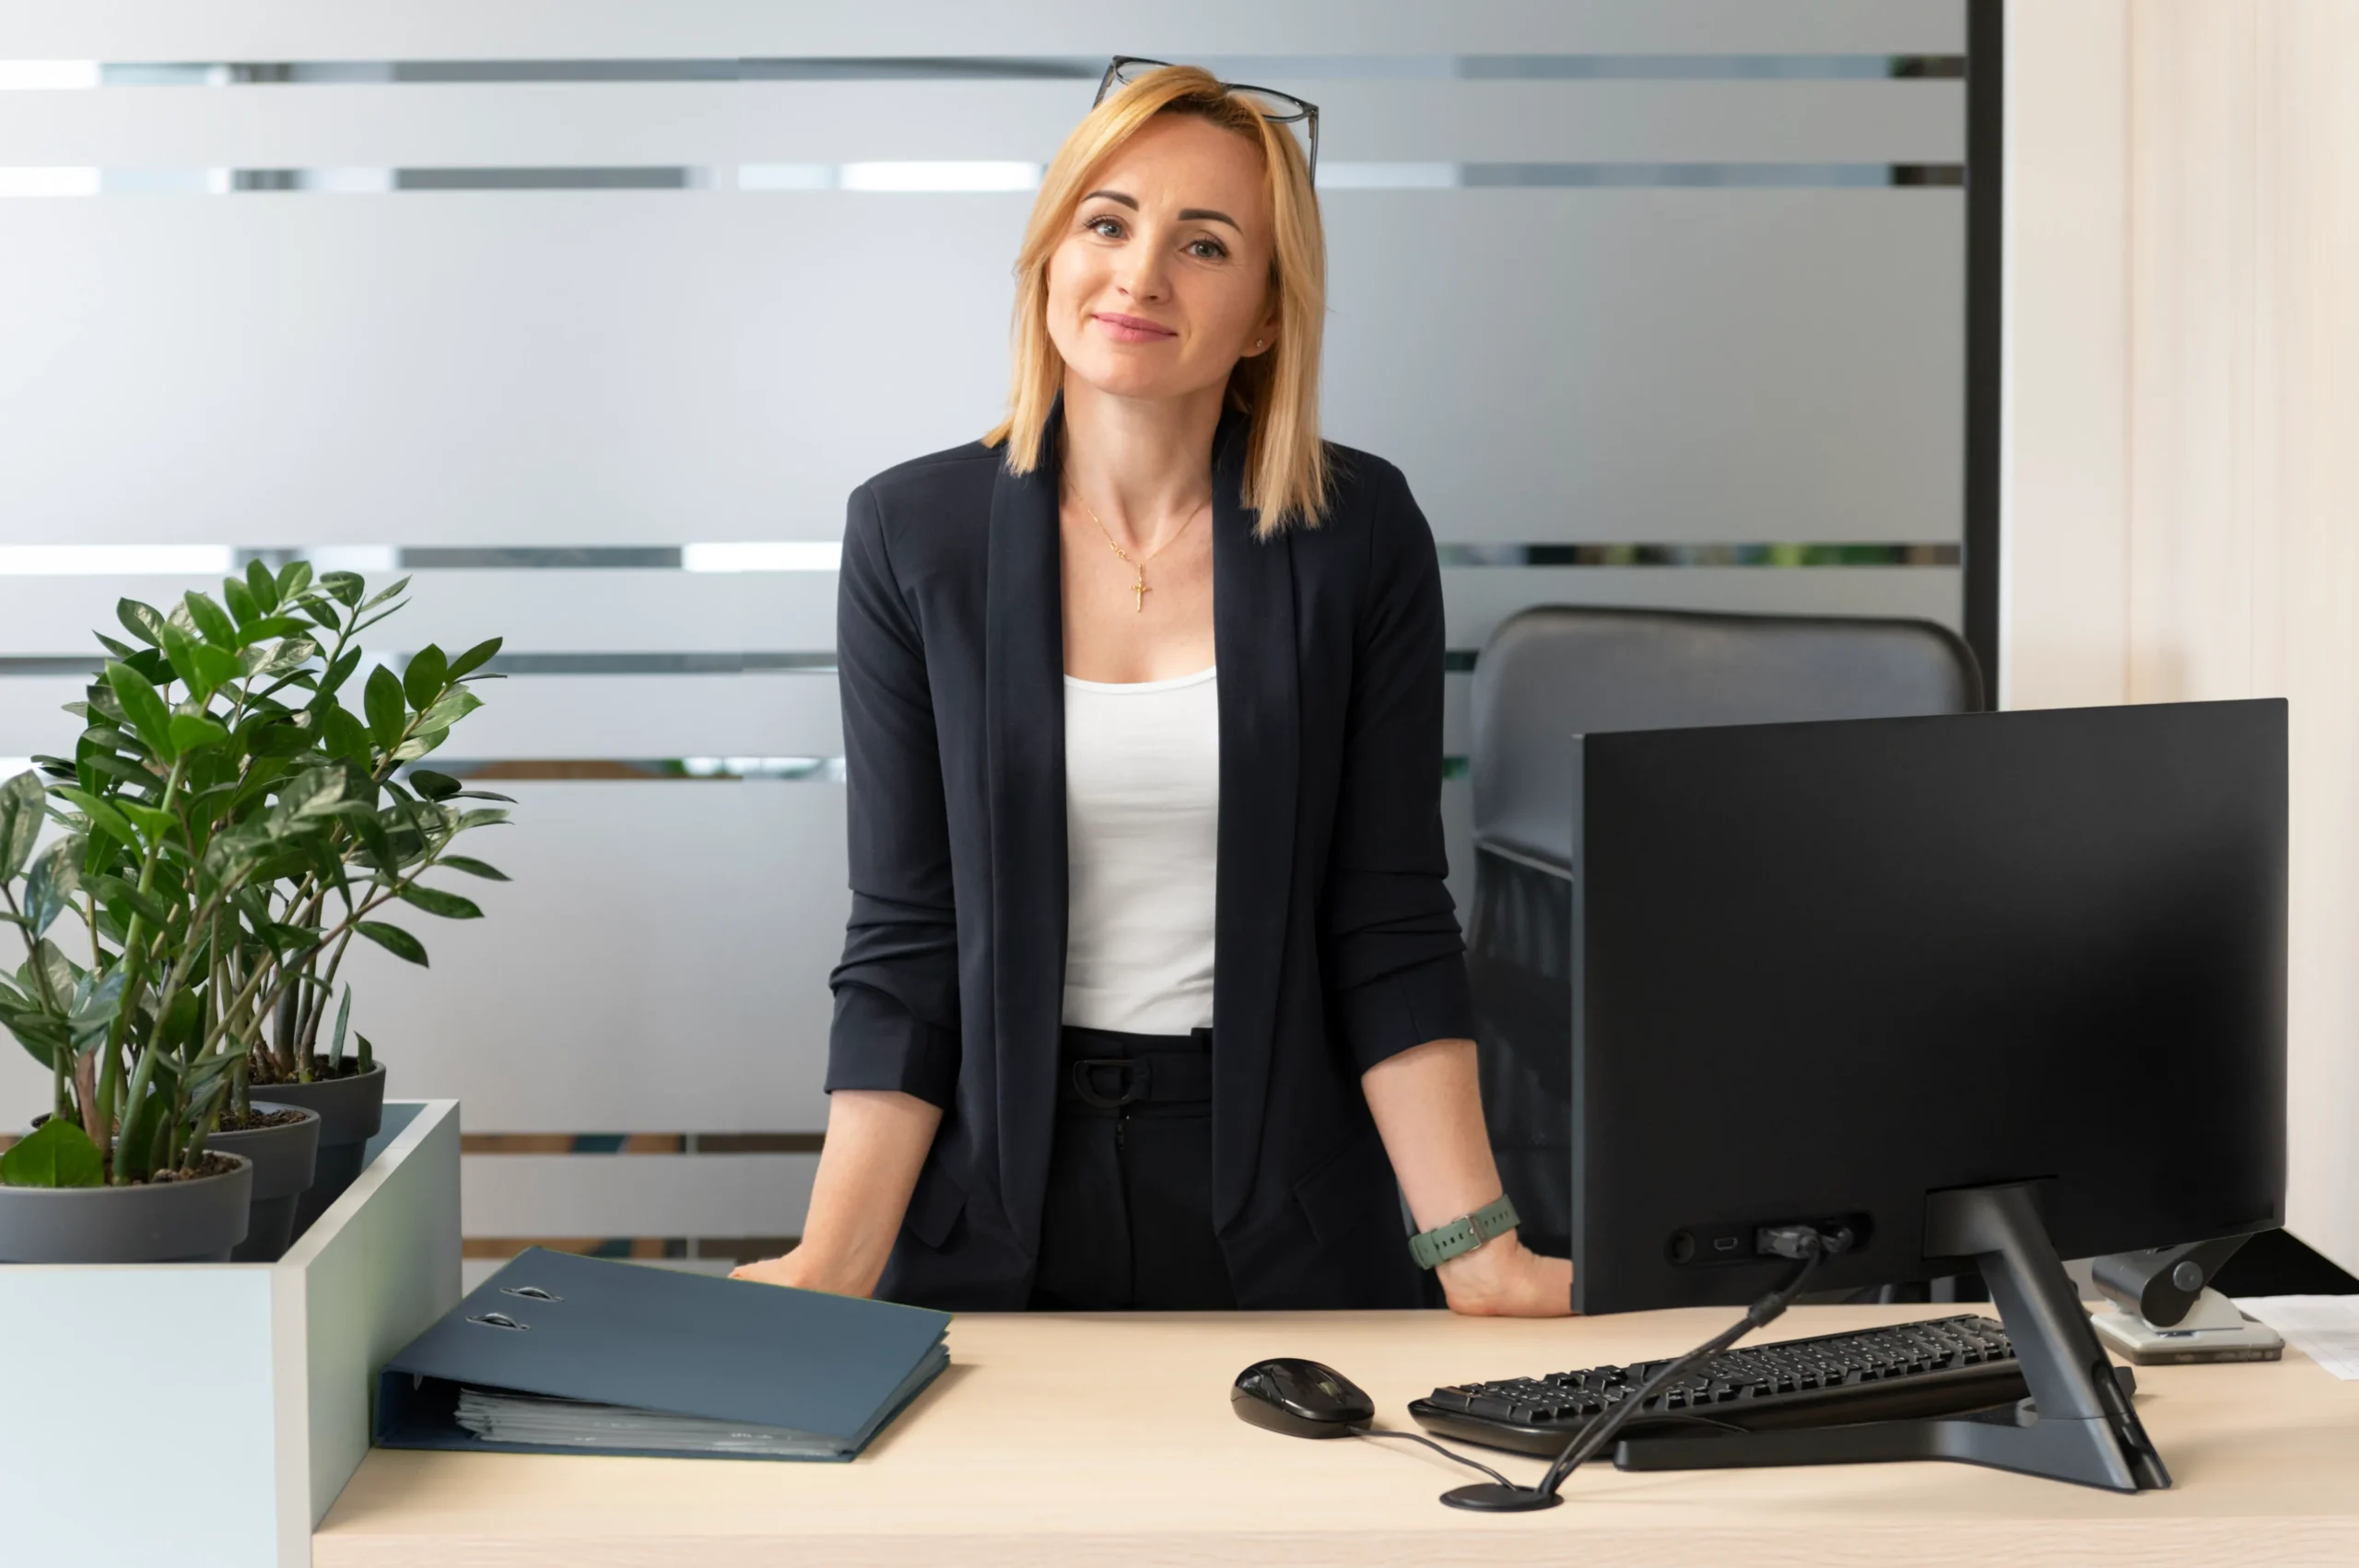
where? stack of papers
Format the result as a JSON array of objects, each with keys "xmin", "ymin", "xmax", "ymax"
[
  {"xmin": 457, "ymin": 1386, "xmax": 859, "ymax": 1458},
  {"xmin": 2236, "ymin": 1295, "xmax": 2359, "ymax": 1379}
]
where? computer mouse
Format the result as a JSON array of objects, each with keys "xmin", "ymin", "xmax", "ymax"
[{"xmin": 1231, "ymin": 1357, "xmax": 1377, "ymax": 1439}]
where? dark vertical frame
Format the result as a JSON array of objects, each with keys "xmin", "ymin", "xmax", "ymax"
[{"xmin": 1962, "ymin": 0, "xmax": 2005, "ymax": 701}]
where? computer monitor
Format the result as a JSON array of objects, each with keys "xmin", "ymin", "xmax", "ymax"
[{"xmin": 1567, "ymin": 697, "xmax": 2286, "ymax": 1490}]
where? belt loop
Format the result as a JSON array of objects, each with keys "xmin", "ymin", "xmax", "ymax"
[{"xmin": 1070, "ymin": 1057, "xmax": 1153, "ymax": 1110}]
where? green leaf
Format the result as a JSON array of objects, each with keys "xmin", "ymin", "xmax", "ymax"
[
  {"xmin": 0, "ymin": 1117, "xmax": 105, "ymax": 1188},
  {"xmin": 273, "ymin": 767, "xmax": 346, "ymax": 822},
  {"xmin": 94, "ymin": 632, "xmax": 138, "ymax": 660},
  {"xmin": 0, "ymin": 1007, "xmax": 71, "ymax": 1072},
  {"xmin": 260, "ymin": 634, "xmax": 320, "ymax": 675},
  {"xmin": 23, "ymin": 838, "xmax": 82, "ymax": 936},
  {"xmin": 391, "ymin": 727, "xmax": 447, "ymax": 763},
  {"xmin": 399, "ymin": 883, "xmax": 482, "ymax": 920},
  {"xmin": 183, "ymin": 591, "xmax": 239, "ymax": 649},
  {"xmin": 456, "ymin": 808, "xmax": 511, "ymax": 832},
  {"xmin": 116, "ymin": 598, "xmax": 168, "ymax": 648},
  {"xmin": 190, "ymin": 641, "xmax": 240, "ymax": 694},
  {"xmin": 157, "ymin": 620, "xmax": 205, "ymax": 696},
  {"xmin": 236, "ymin": 614, "xmax": 311, "ymax": 649},
  {"xmin": 246, "ymin": 556, "xmax": 281, "ymax": 612},
  {"xmin": 34, "ymin": 941, "xmax": 81, "ymax": 1021},
  {"xmin": 167, "ymin": 713, "xmax": 229, "ymax": 754},
  {"xmin": 434, "ymin": 854, "xmax": 510, "ymax": 881},
  {"xmin": 447, "ymin": 637, "xmax": 504, "ymax": 680},
  {"xmin": 118, "ymin": 801, "xmax": 180, "ymax": 844},
  {"xmin": 327, "ymin": 984, "xmax": 353, "ymax": 1072},
  {"xmin": 247, "ymin": 715, "xmax": 315, "ymax": 758},
  {"xmin": 255, "ymin": 920, "xmax": 324, "ymax": 956},
  {"xmin": 53, "ymin": 785, "xmax": 139, "ymax": 848},
  {"xmin": 347, "ymin": 809, "xmax": 396, "ymax": 873},
  {"xmin": 361, "ymin": 575, "xmax": 412, "ymax": 612},
  {"xmin": 317, "ymin": 648, "xmax": 364, "ymax": 702},
  {"xmin": 418, "ymin": 687, "xmax": 482, "ymax": 731},
  {"xmin": 0, "ymin": 769, "xmax": 46, "ymax": 881},
  {"xmin": 104, "ymin": 661, "xmax": 178, "ymax": 762},
  {"xmin": 276, "ymin": 559, "xmax": 313, "ymax": 603},
  {"xmin": 408, "ymin": 769, "xmax": 462, "ymax": 801},
  {"xmin": 319, "ymin": 705, "xmax": 371, "ymax": 766},
  {"xmin": 223, "ymin": 575, "xmax": 260, "ymax": 627},
  {"xmin": 320, "ymin": 570, "xmax": 366, "ymax": 608},
  {"xmin": 363, "ymin": 665, "xmax": 405, "ymax": 749},
  {"xmin": 93, "ymin": 873, "xmax": 173, "ymax": 930},
  {"xmin": 403, "ymin": 644, "xmax": 448, "ymax": 709},
  {"xmin": 355, "ymin": 920, "xmax": 428, "ymax": 966}
]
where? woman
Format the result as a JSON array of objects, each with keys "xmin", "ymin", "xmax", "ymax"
[{"xmin": 734, "ymin": 62, "xmax": 1570, "ymax": 1315}]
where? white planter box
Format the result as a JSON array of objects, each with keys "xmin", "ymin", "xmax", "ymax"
[{"xmin": 0, "ymin": 1099, "xmax": 460, "ymax": 1568}]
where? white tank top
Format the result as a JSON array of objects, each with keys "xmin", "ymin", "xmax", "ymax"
[{"xmin": 1062, "ymin": 665, "xmax": 1219, "ymax": 1035}]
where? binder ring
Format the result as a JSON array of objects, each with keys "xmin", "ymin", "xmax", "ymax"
[
  {"xmin": 466, "ymin": 1311, "xmax": 531, "ymax": 1331},
  {"xmin": 501, "ymin": 1285, "xmax": 562, "ymax": 1302}
]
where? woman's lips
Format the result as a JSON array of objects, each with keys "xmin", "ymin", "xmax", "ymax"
[{"xmin": 1093, "ymin": 312, "xmax": 1177, "ymax": 344}]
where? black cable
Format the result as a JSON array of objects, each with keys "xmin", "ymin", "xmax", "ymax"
[
  {"xmin": 1529, "ymin": 1223, "xmax": 1854, "ymax": 1499},
  {"xmin": 1351, "ymin": 1424, "xmax": 1520, "ymax": 1490}
]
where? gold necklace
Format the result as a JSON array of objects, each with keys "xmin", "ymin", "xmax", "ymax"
[{"xmin": 1074, "ymin": 494, "xmax": 1204, "ymax": 613}]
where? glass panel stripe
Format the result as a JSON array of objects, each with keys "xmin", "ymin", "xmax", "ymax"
[
  {"xmin": 0, "ymin": 56, "xmax": 1967, "ymax": 89},
  {"xmin": 0, "ymin": 162, "xmax": 1965, "ymax": 195},
  {"xmin": 0, "ymin": 544, "xmax": 1958, "ymax": 577}
]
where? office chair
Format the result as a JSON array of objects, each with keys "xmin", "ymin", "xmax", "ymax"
[{"xmin": 1466, "ymin": 606, "xmax": 1984, "ymax": 1260}]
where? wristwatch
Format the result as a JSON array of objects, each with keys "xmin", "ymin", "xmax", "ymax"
[{"xmin": 1408, "ymin": 1194, "xmax": 1520, "ymax": 1270}]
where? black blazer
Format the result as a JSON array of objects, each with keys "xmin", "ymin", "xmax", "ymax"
[{"xmin": 824, "ymin": 403, "xmax": 1474, "ymax": 1310}]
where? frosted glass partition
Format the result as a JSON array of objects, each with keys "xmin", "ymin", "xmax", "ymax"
[{"xmin": 0, "ymin": 0, "xmax": 1980, "ymax": 1276}]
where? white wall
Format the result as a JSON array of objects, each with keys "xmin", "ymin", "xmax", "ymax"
[{"xmin": 2002, "ymin": 0, "xmax": 2359, "ymax": 1277}]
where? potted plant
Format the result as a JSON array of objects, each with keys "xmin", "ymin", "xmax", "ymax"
[{"xmin": 0, "ymin": 560, "xmax": 508, "ymax": 1263}]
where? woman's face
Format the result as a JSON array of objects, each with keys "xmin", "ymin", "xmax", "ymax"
[{"xmin": 1045, "ymin": 113, "xmax": 1280, "ymax": 406}]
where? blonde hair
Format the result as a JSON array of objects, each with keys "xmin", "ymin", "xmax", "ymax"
[{"xmin": 983, "ymin": 64, "xmax": 1330, "ymax": 535}]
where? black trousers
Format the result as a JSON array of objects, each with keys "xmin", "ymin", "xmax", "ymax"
[{"xmin": 1030, "ymin": 1024, "xmax": 1238, "ymax": 1311}]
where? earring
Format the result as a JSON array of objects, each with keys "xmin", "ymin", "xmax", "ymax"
[{"xmin": 1254, "ymin": 339, "xmax": 1265, "ymax": 349}]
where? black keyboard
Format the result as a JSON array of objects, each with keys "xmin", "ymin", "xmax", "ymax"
[{"xmin": 1411, "ymin": 1315, "xmax": 2027, "ymax": 1458}]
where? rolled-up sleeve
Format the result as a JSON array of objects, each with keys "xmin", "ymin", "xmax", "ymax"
[
  {"xmin": 1323, "ymin": 464, "xmax": 1476, "ymax": 1074},
  {"xmin": 823, "ymin": 483, "xmax": 962, "ymax": 1108}
]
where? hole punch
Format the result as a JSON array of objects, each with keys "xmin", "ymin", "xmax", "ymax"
[
  {"xmin": 466, "ymin": 1312, "xmax": 530, "ymax": 1331},
  {"xmin": 500, "ymin": 1285, "xmax": 562, "ymax": 1302}
]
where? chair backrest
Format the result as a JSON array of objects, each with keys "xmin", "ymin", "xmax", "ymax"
[
  {"xmin": 1463, "ymin": 605, "xmax": 1983, "ymax": 1258},
  {"xmin": 1471, "ymin": 605, "xmax": 1984, "ymax": 867}
]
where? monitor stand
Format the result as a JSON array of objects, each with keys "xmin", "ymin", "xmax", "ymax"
[{"xmin": 1613, "ymin": 1182, "xmax": 2173, "ymax": 1492}]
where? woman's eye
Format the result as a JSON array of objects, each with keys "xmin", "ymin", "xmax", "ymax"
[
  {"xmin": 1188, "ymin": 239, "xmax": 1228, "ymax": 261},
  {"xmin": 1087, "ymin": 216, "xmax": 1123, "ymax": 239}
]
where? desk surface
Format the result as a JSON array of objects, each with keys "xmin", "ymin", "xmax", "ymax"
[{"xmin": 316, "ymin": 1304, "xmax": 2359, "ymax": 1567}]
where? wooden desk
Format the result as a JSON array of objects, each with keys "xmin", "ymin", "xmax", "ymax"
[{"xmin": 315, "ymin": 1305, "xmax": 2359, "ymax": 1566}]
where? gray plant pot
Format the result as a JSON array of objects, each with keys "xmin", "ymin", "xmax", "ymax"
[
  {"xmin": 206, "ymin": 1102, "xmax": 323, "ymax": 1263},
  {"xmin": 251, "ymin": 1062, "xmax": 387, "ymax": 1242},
  {"xmin": 0, "ymin": 1153, "xmax": 253, "ymax": 1263}
]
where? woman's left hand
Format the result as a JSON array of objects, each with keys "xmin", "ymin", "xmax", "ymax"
[{"xmin": 1436, "ymin": 1231, "xmax": 1575, "ymax": 1316}]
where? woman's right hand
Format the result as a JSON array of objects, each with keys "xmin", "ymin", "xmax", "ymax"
[
  {"xmin": 727, "ymin": 1088, "xmax": 943, "ymax": 1300},
  {"xmin": 730, "ymin": 1245, "xmax": 874, "ymax": 1297}
]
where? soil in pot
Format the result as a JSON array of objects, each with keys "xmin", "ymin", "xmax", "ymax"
[
  {"xmin": 207, "ymin": 1103, "xmax": 322, "ymax": 1263},
  {"xmin": 249, "ymin": 1059, "xmax": 386, "ymax": 1242},
  {"xmin": 0, "ymin": 1152, "xmax": 253, "ymax": 1263}
]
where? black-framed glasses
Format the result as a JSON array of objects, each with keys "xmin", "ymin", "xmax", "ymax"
[{"xmin": 1093, "ymin": 55, "xmax": 1320, "ymax": 186}]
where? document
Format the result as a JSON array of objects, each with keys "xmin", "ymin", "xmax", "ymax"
[
  {"xmin": 457, "ymin": 1387, "xmax": 859, "ymax": 1458},
  {"xmin": 2236, "ymin": 1295, "xmax": 2359, "ymax": 1380}
]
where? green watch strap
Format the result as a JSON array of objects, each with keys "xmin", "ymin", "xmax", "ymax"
[{"xmin": 1408, "ymin": 1194, "xmax": 1520, "ymax": 1270}]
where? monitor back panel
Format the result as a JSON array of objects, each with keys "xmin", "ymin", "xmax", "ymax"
[{"xmin": 1571, "ymin": 699, "xmax": 2288, "ymax": 1315}]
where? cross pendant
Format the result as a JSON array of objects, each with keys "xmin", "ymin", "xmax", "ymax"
[{"xmin": 1132, "ymin": 571, "xmax": 1148, "ymax": 613}]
